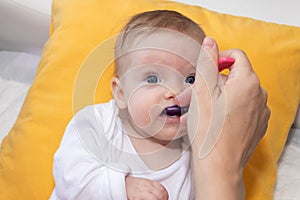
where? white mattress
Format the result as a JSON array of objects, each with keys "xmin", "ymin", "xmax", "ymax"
[
  {"xmin": 274, "ymin": 128, "xmax": 300, "ymax": 199},
  {"xmin": 0, "ymin": 51, "xmax": 40, "ymax": 142},
  {"xmin": 0, "ymin": 50, "xmax": 299, "ymax": 199}
]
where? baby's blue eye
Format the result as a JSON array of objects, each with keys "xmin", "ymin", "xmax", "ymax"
[
  {"xmin": 185, "ymin": 75, "xmax": 195, "ymax": 84},
  {"xmin": 146, "ymin": 75, "xmax": 159, "ymax": 83}
]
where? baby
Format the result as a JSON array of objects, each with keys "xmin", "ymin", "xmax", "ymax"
[{"xmin": 50, "ymin": 10, "xmax": 205, "ymax": 200}]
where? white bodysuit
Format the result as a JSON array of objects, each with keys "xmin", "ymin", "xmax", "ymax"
[{"xmin": 50, "ymin": 100, "xmax": 194, "ymax": 199}]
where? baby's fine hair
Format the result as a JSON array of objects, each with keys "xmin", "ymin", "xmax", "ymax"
[{"xmin": 114, "ymin": 10, "xmax": 205, "ymax": 75}]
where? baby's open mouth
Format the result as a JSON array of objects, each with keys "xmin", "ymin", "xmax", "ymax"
[{"xmin": 161, "ymin": 105, "xmax": 189, "ymax": 117}]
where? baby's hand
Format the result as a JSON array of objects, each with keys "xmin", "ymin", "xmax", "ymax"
[{"xmin": 125, "ymin": 175, "xmax": 169, "ymax": 200}]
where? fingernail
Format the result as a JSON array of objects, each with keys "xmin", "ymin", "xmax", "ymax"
[{"xmin": 202, "ymin": 37, "xmax": 215, "ymax": 49}]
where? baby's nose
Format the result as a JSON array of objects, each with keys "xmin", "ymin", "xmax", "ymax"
[
  {"xmin": 164, "ymin": 89, "xmax": 176, "ymax": 100},
  {"xmin": 163, "ymin": 85, "xmax": 183, "ymax": 100}
]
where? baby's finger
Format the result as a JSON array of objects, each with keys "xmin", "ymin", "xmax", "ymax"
[{"xmin": 151, "ymin": 181, "xmax": 169, "ymax": 200}]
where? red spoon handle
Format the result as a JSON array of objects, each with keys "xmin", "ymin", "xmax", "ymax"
[{"xmin": 218, "ymin": 57, "xmax": 235, "ymax": 72}]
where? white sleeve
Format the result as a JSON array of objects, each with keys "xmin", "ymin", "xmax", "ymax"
[{"xmin": 50, "ymin": 107, "xmax": 128, "ymax": 200}]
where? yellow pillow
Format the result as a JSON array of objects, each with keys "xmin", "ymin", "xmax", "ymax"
[{"xmin": 1, "ymin": 0, "xmax": 299, "ymax": 199}]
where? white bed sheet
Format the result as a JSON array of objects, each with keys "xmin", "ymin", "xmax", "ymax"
[
  {"xmin": 0, "ymin": 51, "xmax": 40, "ymax": 142},
  {"xmin": 274, "ymin": 128, "xmax": 300, "ymax": 199},
  {"xmin": 0, "ymin": 50, "xmax": 299, "ymax": 199}
]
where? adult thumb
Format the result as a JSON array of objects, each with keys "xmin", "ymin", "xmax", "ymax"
[
  {"xmin": 189, "ymin": 37, "xmax": 227, "ymax": 159},
  {"xmin": 194, "ymin": 37, "xmax": 220, "ymax": 93}
]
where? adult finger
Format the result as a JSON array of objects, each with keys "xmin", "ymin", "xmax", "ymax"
[
  {"xmin": 188, "ymin": 37, "xmax": 227, "ymax": 158},
  {"xmin": 176, "ymin": 36, "xmax": 222, "ymax": 107},
  {"xmin": 219, "ymin": 49, "xmax": 253, "ymax": 80},
  {"xmin": 194, "ymin": 36, "xmax": 220, "ymax": 93}
]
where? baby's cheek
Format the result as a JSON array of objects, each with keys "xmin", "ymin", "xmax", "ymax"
[
  {"xmin": 126, "ymin": 85, "xmax": 165, "ymax": 129},
  {"xmin": 130, "ymin": 107, "xmax": 151, "ymax": 128},
  {"xmin": 127, "ymin": 93, "xmax": 152, "ymax": 128}
]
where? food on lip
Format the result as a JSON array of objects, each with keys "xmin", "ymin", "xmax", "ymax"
[{"xmin": 162, "ymin": 105, "xmax": 189, "ymax": 117}]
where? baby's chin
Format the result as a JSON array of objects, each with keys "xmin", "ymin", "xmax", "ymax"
[
  {"xmin": 152, "ymin": 135, "xmax": 185, "ymax": 147},
  {"xmin": 151, "ymin": 125, "xmax": 188, "ymax": 142}
]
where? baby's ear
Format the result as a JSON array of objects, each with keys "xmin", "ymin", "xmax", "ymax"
[{"xmin": 111, "ymin": 77, "xmax": 127, "ymax": 109}]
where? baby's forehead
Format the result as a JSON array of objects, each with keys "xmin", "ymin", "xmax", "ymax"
[
  {"xmin": 115, "ymin": 29, "xmax": 201, "ymax": 76},
  {"xmin": 132, "ymin": 49, "xmax": 195, "ymax": 65},
  {"xmin": 121, "ymin": 49, "xmax": 196, "ymax": 75},
  {"xmin": 118, "ymin": 29, "xmax": 201, "ymax": 61}
]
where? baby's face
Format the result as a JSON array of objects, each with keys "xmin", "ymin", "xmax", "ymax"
[{"xmin": 113, "ymin": 30, "xmax": 202, "ymax": 143}]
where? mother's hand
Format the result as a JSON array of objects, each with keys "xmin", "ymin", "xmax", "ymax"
[{"xmin": 178, "ymin": 37, "xmax": 270, "ymax": 199}]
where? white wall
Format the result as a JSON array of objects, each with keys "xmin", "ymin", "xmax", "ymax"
[
  {"xmin": 1, "ymin": 0, "xmax": 299, "ymax": 54},
  {"xmin": 174, "ymin": 0, "xmax": 300, "ymax": 27},
  {"xmin": 11, "ymin": 0, "xmax": 300, "ymax": 27}
]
